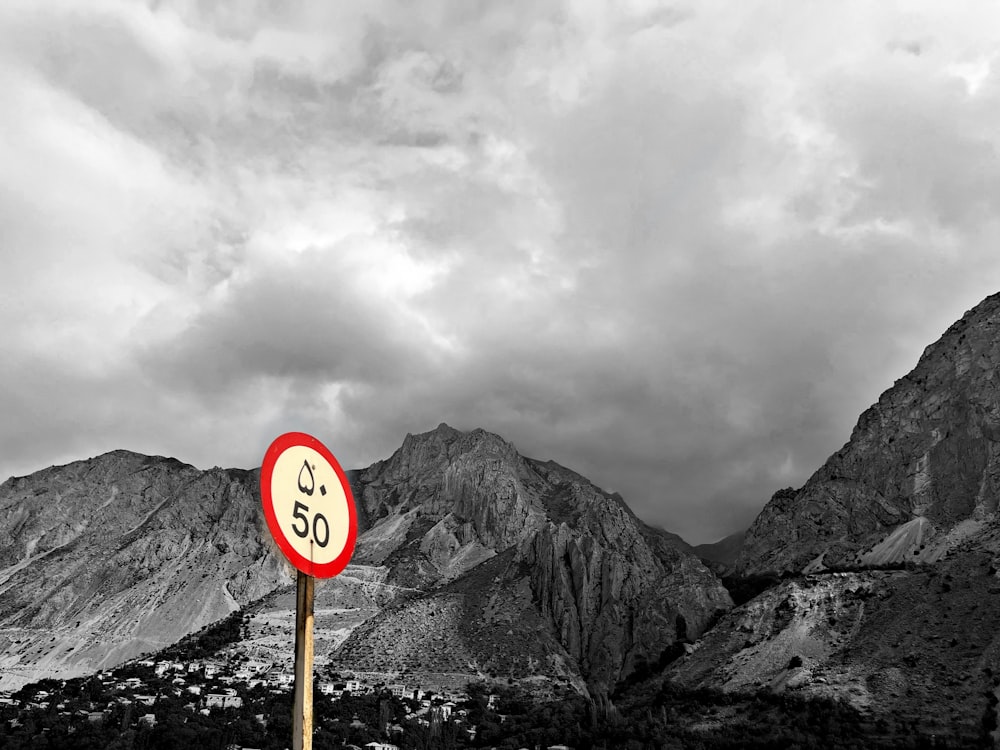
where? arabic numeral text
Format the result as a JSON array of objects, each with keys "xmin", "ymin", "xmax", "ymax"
[{"xmin": 290, "ymin": 501, "xmax": 329, "ymax": 547}]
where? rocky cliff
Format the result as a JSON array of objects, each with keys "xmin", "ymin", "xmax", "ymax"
[
  {"xmin": 341, "ymin": 425, "xmax": 732, "ymax": 692},
  {"xmin": 738, "ymin": 292, "xmax": 1000, "ymax": 574}
]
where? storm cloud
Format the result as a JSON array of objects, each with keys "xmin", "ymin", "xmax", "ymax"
[{"xmin": 3, "ymin": 1, "xmax": 1000, "ymax": 542}]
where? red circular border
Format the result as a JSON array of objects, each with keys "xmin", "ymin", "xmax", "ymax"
[{"xmin": 260, "ymin": 431, "xmax": 357, "ymax": 578}]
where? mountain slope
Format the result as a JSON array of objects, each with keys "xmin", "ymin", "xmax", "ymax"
[
  {"xmin": 0, "ymin": 452, "xmax": 286, "ymax": 691},
  {"xmin": 657, "ymin": 291, "xmax": 1000, "ymax": 744},
  {"xmin": 342, "ymin": 425, "xmax": 732, "ymax": 692},
  {"xmin": 0, "ymin": 425, "xmax": 731, "ymax": 694},
  {"xmin": 693, "ymin": 530, "xmax": 745, "ymax": 568},
  {"xmin": 738, "ymin": 292, "xmax": 1000, "ymax": 575},
  {"xmin": 668, "ymin": 544, "xmax": 1000, "ymax": 745}
]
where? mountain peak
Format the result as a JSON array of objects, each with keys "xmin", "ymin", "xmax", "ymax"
[
  {"xmin": 738, "ymin": 290, "xmax": 1000, "ymax": 574},
  {"xmin": 421, "ymin": 421, "xmax": 462, "ymax": 439},
  {"xmin": 346, "ymin": 423, "xmax": 731, "ymax": 689}
]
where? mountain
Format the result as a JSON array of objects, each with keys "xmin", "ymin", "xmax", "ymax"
[
  {"xmin": 692, "ymin": 530, "xmax": 745, "ymax": 568},
  {"xmin": 0, "ymin": 452, "xmax": 284, "ymax": 692},
  {"xmin": 738, "ymin": 292, "xmax": 1000, "ymax": 575},
  {"xmin": 335, "ymin": 425, "xmax": 731, "ymax": 693},
  {"xmin": 0, "ymin": 424, "xmax": 731, "ymax": 694},
  {"xmin": 666, "ymin": 544, "xmax": 1000, "ymax": 745},
  {"xmin": 656, "ymin": 292, "xmax": 1000, "ymax": 745}
]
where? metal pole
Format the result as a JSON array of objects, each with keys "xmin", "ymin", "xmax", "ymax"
[{"xmin": 293, "ymin": 570, "xmax": 314, "ymax": 750}]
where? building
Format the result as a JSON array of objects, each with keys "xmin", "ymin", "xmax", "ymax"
[
  {"xmin": 138, "ymin": 714, "xmax": 156, "ymax": 728},
  {"xmin": 205, "ymin": 688, "xmax": 243, "ymax": 708},
  {"xmin": 364, "ymin": 742, "xmax": 399, "ymax": 750},
  {"xmin": 269, "ymin": 672, "xmax": 294, "ymax": 688},
  {"xmin": 205, "ymin": 693, "xmax": 243, "ymax": 710}
]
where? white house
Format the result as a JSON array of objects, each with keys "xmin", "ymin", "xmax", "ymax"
[
  {"xmin": 387, "ymin": 684, "xmax": 408, "ymax": 698},
  {"xmin": 205, "ymin": 693, "xmax": 243, "ymax": 710}
]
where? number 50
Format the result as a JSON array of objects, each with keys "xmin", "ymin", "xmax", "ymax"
[{"xmin": 291, "ymin": 501, "xmax": 330, "ymax": 547}]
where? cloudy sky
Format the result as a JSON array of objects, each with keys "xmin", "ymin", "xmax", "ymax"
[{"xmin": 3, "ymin": 1, "xmax": 1000, "ymax": 543}]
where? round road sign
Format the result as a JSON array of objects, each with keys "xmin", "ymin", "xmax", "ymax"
[{"xmin": 260, "ymin": 432, "xmax": 357, "ymax": 578}]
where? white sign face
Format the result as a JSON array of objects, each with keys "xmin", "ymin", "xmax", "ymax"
[
  {"xmin": 269, "ymin": 445, "xmax": 351, "ymax": 566},
  {"xmin": 261, "ymin": 432, "xmax": 357, "ymax": 578}
]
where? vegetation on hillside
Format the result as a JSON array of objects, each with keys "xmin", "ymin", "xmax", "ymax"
[{"xmin": 0, "ymin": 665, "xmax": 984, "ymax": 749}]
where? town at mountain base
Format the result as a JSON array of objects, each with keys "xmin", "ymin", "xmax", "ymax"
[{"xmin": 6, "ymin": 291, "xmax": 1000, "ymax": 746}]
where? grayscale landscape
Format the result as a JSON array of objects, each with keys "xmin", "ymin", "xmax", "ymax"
[{"xmin": 4, "ymin": 2, "xmax": 1000, "ymax": 749}]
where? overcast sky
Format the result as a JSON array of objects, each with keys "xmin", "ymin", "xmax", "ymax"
[{"xmin": 3, "ymin": 1, "xmax": 1000, "ymax": 543}]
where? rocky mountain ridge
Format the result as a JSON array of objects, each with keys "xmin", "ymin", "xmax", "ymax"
[
  {"xmin": 0, "ymin": 424, "xmax": 731, "ymax": 694},
  {"xmin": 738, "ymin": 292, "xmax": 1000, "ymax": 575},
  {"xmin": 0, "ymin": 451, "xmax": 285, "ymax": 691},
  {"xmin": 649, "ymin": 291, "xmax": 1000, "ymax": 744},
  {"xmin": 340, "ymin": 424, "xmax": 732, "ymax": 692}
]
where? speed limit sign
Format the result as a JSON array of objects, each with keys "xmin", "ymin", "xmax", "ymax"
[{"xmin": 260, "ymin": 432, "xmax": 357, "ymax": 578}]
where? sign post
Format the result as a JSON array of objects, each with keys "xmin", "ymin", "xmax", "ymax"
[
  {"xmin": 261, "ymin": 432, "xmax": 357, "ymax": 750},
  {"xmin": 293, "ymin": 571, "xmax": 315, "ymax": 749}
]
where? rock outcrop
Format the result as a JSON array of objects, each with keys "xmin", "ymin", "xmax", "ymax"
[
  {"xmin": 343, "ymin": 425, "xmax": 732, "ymax": 691},
  {"xmin": 738, "ymin": 292, "xmax": 1000, "ymax": 574},
  {"xmin": 519, "ymin": 460, "xmax": 730, "ymax": 690},
  {"xmin": 669, "ymin": 543, "xmax": 1000, "ymax": 745}
]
